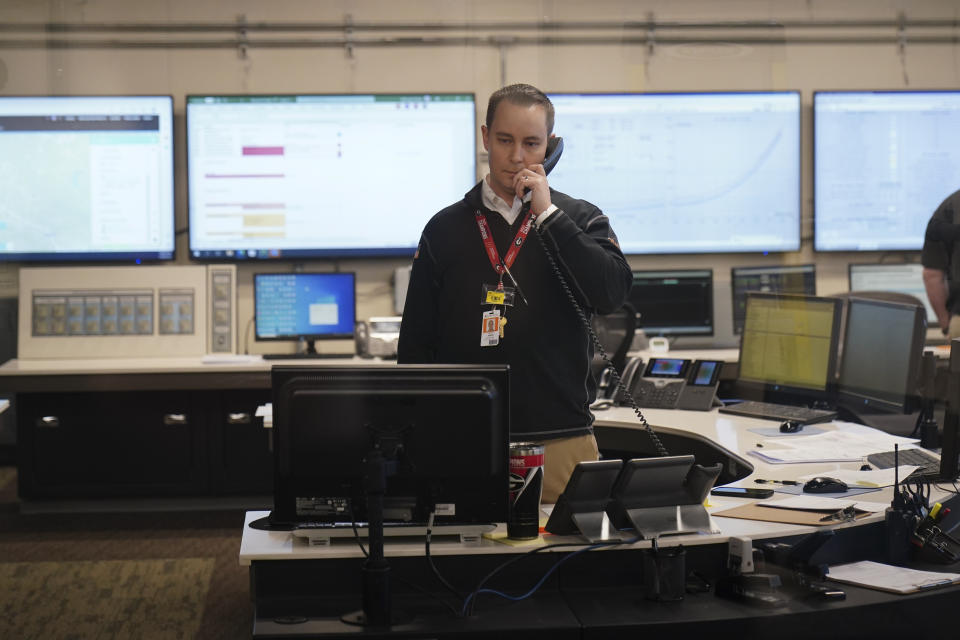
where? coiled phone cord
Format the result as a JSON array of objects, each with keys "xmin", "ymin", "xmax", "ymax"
[{"xmin": 533, "ymin": 224, "xmax": 670, "ymax": 458}]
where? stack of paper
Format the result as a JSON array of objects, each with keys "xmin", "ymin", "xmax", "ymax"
[
  {"xmin": 749, "ymin": 430, "xmax": 918, "ymax": 464},
  {"xmin": 828, "ymin": 561, "xmax": 960, "ymax": 594}
]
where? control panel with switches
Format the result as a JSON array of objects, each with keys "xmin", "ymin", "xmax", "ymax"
[{"xmin": 18, "ymin": 265, "xmax": 236, "ymax": 359}]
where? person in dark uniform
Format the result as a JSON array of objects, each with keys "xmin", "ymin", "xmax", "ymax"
[
  {"xmin": 922, "ymin": 189, "xmax": 960, "ymax": 338},
  {"xmin": 397, "ymin": 83, "xmax": 632, "ymax": 502}
]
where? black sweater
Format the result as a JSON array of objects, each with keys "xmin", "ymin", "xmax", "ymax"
[{"xmin": 397, "ymin": 182, "xmax": 633, "ymax": 440}]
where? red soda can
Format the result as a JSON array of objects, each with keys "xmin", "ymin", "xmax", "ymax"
[{"xmin": 508, "ymin": 442, "xmax": 544, "ymax": 539}]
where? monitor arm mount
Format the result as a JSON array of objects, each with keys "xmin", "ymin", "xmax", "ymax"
[{"xmin": 341, "ymin": 427, "xmax": 410, "ymax": 629}]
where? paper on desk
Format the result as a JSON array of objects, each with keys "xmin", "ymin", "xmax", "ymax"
[
  {"xmin": 758, "ymin": 496, "xmax": 887, "ymax": 513},
  {"xmin": 827, "ymin": 560, "xmax": 960, "ymax": 594},
  {"xmin": 749, "ymin": 430, "xmax": 918, "ymax": 464},
  {"xmin": 0, "ymin": 399, "xmax": 9, "ymax": 415},
  {"xmin": 796, "ymin": 466, "xmax": 920, "ymax": 489}
]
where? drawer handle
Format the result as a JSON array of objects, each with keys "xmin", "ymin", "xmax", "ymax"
[
  {"xmin": 163, "ymin": 413, "xmax": 188, "ymax": 426},
  {"xmin": 36, "ymin": 416, "xmax": 60, "ymax": 428},
  {"xmin": 227, "ymin": 412, "xmax": 251, "ymax": 425}
]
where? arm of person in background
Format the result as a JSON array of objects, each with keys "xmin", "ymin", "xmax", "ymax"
[
  {"xmin": 397, "ymin": 236, "xmax": 439, "ymax": 364},
  {"xmin": 923, "ymin": 267, "xmax": 951, "ymax": 335}
]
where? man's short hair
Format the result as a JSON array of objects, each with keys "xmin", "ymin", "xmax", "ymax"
[{"xmin": 486, "ymin": 84, "xmax": 555, "ymax": 135}]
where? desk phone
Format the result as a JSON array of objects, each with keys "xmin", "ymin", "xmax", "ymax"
[{"xmin": 614, "ymin": 358, "xmax": 722, "ymax": 411}]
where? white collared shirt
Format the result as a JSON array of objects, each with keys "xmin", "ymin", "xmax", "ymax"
[{"xmin": 481, "ymin": 175, "xmax": 557, "ymax": 227}]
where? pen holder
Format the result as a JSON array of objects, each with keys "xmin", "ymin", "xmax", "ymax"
[{"xmin": 642, "ymin": 545, "xmax": 686, "ymax": 602}]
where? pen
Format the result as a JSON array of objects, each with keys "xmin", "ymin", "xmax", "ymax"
[
  {"xmin": 916, "ymin": 579, "xmax": 953, "ymax": 590},
  {"xmin": 754, "ymin": 479, "xmax": 799, "ymax": 485}
]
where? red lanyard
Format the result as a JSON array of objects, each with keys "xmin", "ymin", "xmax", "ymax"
[{"xmin": 474, "ymin": 208, "xmax": 534, "ymax": 277}]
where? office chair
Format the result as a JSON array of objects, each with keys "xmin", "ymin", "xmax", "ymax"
[{"xmin": 590, "ymin": 302, "xmax": 637, "ymax": 395}]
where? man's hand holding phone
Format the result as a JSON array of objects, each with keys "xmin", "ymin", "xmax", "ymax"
[{"xmin": 514, "ymin": 164, "xmax": 551, "ymax": 217}]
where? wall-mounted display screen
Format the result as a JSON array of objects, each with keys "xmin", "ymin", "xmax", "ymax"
[
  {"xmin": 547, "ymin": 92, "xmax": 801, "ymax": 254},
  {"xmin": 814, "ymin": 91, "xmax": 960, "ymax": 251},
  {"xmin": 0, "ymin": 95, "xmax": 175, "ymax": 262},
  {"xmin": 186, "ymin": 94, "xmax": 476, "ymax": 259}
]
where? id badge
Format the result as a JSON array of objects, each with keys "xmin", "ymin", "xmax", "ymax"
[
  {"xmin": 481, "ymin": 283, "xmax": 516, "ymax": 307},
  {"xmin": 480, "ymin": 309, "xmax": 501, "ymax": 347}
]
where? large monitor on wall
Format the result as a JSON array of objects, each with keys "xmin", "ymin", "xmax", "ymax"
[
  {"xmin": 848, "ymin": 263, "xmax": 936, "ymax": 324},
  {"xmin": 838, "ymin": 297, "xmax": 926, "ymax": 414},
  {"xmin": 627, "ymin": 269, "xmax": 713, "ymax": 336},
  {"xmin": 254, "ymin": 272, "xmax": 356, "ymax": 350},
  {"xmin": 0, "ymin": 95, "xmax": 175, "ymax": 262},
  {"xmin": 737, "ymin": 293, "xmax": 843, "ymax": 404},
  {"xmin": 186, "ymin": 94, "xmax": 477, "ymax": 259},
  {"xmin": 268, "ymin": 364, "xmax": 510, "ymax": 528},
  {"xmin": 814, "ymin": 90, "xmax": 960, "ymax": 251},
  {"xmin": 731, "ymin": 264, "xmax": 816, "ymax": 335},
  {"xmin": 547, "ymin": 92, "xmax": 801, "ymax": 254}
]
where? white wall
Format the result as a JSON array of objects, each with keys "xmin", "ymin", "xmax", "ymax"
[{"xmin": 1, "ymin": 0, "xmax": 958, "ymax": 351}]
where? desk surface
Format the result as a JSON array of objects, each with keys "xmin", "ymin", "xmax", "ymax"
[
  {"xmin": 0, "ymin": 348, "xmax": 740, "ymax": 378},
  {"xmin": 239, "ymin": 406, "xmax": 950, "ymax": 565}
]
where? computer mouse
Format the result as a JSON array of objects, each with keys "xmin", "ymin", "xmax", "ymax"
[
  {"xmin": 779, "ymin": 421, "xmax": 803, "ymax": 433},
  {"xmin": 803, "ymin": 476, "xmax": 848, "ymax": 494}
]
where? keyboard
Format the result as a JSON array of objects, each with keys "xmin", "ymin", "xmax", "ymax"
[
  {"xmin": 262, "ymin": 352, "xmax": 355, "ymax": 360},
  {"xmin": 867, "ymin": 448, "xmax": 941, "ymax": 475},
  {"xmin": 718, "ymin": 400, "xmax": 837, "ymax": 425}
]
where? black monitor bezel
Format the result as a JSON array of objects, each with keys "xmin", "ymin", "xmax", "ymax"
[
  {"xmin": 184, "ymin": 92, "xmax": 477, "ymax": 261},
  {"xmin": 268, "ymin": 364, "xmax": 511, "ymax": 529},
  {"xmin": 730, "ymin": 263, "xmax": 817, "ymax": 335},
  {"xmin": 627, "ymin": 268, "xmax": 715, "ymax": 337},
  {"xmin": 735, "ymin": 292, "xmax": 844, "ymax": 405},
  {"xmin": 253, "ymin": 271, "xmax": 357, "ymax": 342},
  {"xmin": 0, "ymin": 94, "xmax": 176, "ymax": 264},
  {"xmin": 837, "ymin": 296, "xmax": 927, "ymax": 414}
]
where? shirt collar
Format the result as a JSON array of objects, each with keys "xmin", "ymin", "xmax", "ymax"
[{"xmin": 481, "ymin": 175, "xmax": 531, "ymax": 225}]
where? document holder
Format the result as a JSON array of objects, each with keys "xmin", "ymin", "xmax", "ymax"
[
  {"xmin": 545, "ymin": 459, "xmax": 623, "ymax": 542},
  {"xmin": 606, "ymin": 455, "xmax": 722, "ymax": 539}
]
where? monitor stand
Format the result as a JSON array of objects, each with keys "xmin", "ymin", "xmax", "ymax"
[
  {"xmin": 341, "ymin": 445, "xmax": 411, "ymax": 628},
  {"xmin": 262, "ymin": 339, "xmax": 354, "ymax": 360}
]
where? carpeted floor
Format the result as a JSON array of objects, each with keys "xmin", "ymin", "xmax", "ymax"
[{"xmin": 0, "ymin": 468, "xmax": 252, "ymax": 639}]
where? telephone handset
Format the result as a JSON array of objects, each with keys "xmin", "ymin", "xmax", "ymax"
[
  {"xmin": 531, "ymin": 135, "xmax": 670, "ymax": 457},
  {"xmin": 542, "ymin": 136, "xmax": 564, "ymax": 175}
]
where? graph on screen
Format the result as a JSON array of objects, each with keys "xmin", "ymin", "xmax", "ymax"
[
  {"xmin": 815, "ymin": 91, "xmax": 960, "ymax": 251},
  {"xmin": 546, "ymin": 92, "xmax": 800, "ymax": 254}
]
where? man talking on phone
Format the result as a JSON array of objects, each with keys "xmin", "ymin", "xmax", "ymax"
[{"xmin": 398, "ymin": 83, "xmax": 632, "ymax": 502}]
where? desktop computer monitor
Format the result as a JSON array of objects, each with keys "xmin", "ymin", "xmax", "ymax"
[
  {"xmin": 254, "ymin": 272, "xmax": 356, "ymax": 353},
  {"xmin": 267, "ymin": 364, "xmax": 510, "ymax": 529},
  {"xmin": 737, "ymin": 292, "xmax": 843, "ymax": 404},
  {"xmin": 848, "ymin": 263, "xmax": 936, "ymax": 325},
  {"xmin": 731, "ymin": 264, "xmax": 816, "ymax": 334},
  {"xmin": 627, "ymin": 269, "xmax": 713, "ymax": 336},
  {"xmin": 838, "ymin": 297, "xmax": 926, "ymax": 414}
]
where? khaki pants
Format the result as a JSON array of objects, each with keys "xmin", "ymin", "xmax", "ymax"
[
  {"xmin": 541, "ymin": 432, "xmax": 600, "ymax": 504},
  {"xmin": 949, "ymin": 315, "xmax": 960, "ymax": 340}
]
